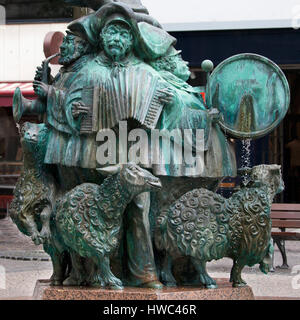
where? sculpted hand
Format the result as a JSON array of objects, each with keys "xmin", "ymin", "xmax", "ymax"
[
  {"xmin": 72, "ymin": 101, "xmax": 90, "ymax": 118},
  {"xmin": 208, "ymin": 108, "xmax": 222, "ymax": 123},
  {"xmin": 158, "ymin": 87, "xmax": 175, "ymax": 105},
  {"xmin": 34, "ymin": 61, "xmax": 51, "ymax": 82},
  {"xmin": 34, "ymin": 66, "xmax": 43, "ymax": 81},
  {"xmin": 33, "ymin": 80, "xmax": 50, "ymax": 99}
]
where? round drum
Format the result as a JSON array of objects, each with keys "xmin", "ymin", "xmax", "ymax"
[
  {"xmin": 209, "ymin": 53, "xmax": 290, "ymax": 139},
  {"xmin": 43, "ymin": 31, "xmax": 64, "ymax": 65}
]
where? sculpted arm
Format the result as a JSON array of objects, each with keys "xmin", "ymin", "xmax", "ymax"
[{"xmin": 64, "ymin": 77, "xmax": 90, "ymax": 133}]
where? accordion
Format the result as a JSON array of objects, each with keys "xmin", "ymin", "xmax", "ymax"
[{"xmin": 80, "ymin": 66, "xmax": 168, "ymax": 134}]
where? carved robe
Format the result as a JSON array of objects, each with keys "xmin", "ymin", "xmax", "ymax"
[
  {"xmin": 153, "ymin": 71, "xmax": 237, "ymax": 178},
  {"xmin": 46, "ymin": 51, "xmax": 168, "ymax": 169},
  {"xmin": 45, "ymin": 52, "xmax": 236, "ymax": 179},
  {"xmin": 44, "ymin": 54, "xmax": 93, "ymax": 167}
]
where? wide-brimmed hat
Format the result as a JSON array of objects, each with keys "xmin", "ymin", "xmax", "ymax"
[
  {"xmin": 68, "ymin": 3, "xmax": 136, "ymax": 46},
  {"xmin": 101, "ymin": 14, "xmax": 132, "ymax": 30},
  {"xmin": 67, "ymin": 13, "xmax": 101, "ymax": 46},
  {"xmin": 164, "ymin": 47, "xmax": 182, "ymax": 58},
  {"xmin": 67, "ymin": 2, "xmax": 176, "ymax": 59}
]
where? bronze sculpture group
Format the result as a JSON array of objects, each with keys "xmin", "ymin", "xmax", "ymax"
[{"xmin": 9, "ymin": 0, "xmax": 290, "ymax": 291}]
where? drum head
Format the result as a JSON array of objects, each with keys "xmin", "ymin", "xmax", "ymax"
[
  {"xmin": 210, "ymin": 53, "xmax": 290, "ymax": 139},
  {"xmin": 43, "ymin": 31, "xmax": 64, "ymax": 65}
]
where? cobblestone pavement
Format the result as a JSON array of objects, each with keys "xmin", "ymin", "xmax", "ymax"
[
  {"xmin": 0, "ymin": 216, "xmax": 53, "ymax": 299},
  {"xmin": 0, "ymin": 215, "xmax": 300, "ymax": 299},
  {"xmin": 0, "ymin": 215, "xmax": 42, "ymax": 251},
  {"xmin": 0, "ymin": 216, "xmax": 50, "ymax": 261}
]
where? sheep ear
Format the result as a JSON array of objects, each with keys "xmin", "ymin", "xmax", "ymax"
[
  {"xmin": 270, "ymin": 164, "xmax": 281, "ymax": 171},
  {"xmin": 96, "ymin": 164, "xmax": 121, "ymax": 176}
]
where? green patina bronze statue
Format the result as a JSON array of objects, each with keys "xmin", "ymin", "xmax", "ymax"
[
  {"xmin": 9, "ymin": 1, "xmax": 289, "ymax": 291},
  {"xmin": 155, "ymin": 164, "xmax": 284, "ymax": 288},
  {"xmin": 55, "ymin": 163, "xmax": 161, "ymax": 289},
  {"xmin": 9, "ymin": 123, "xmax": 55, "ymax": 246}
]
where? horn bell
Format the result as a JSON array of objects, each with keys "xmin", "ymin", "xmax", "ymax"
[
  {"xmin": 13, "ymin": 87, "xmax": 25, "ymax": 123},
  {"xmin": 13, "ymin": 88, "xmax": 45, "ymax": 123}
]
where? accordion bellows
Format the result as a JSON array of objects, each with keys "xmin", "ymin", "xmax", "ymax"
[{"xmin": 80, "ymin": 66, "xmax": 166, "ymax": 133}]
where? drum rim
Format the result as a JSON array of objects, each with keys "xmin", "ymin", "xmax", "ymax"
[{"xmin": 209, "ymin": 53, "xmax": 290, "ymax": 140}]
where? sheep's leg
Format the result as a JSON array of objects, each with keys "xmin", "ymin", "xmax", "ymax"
[
  {"xmin": 44, "ymin": 242, "xmax": 67, "ymax": 286},
  {"xmin": 191, "ymin": 257, "xmax": 217, "ymax": 289},
  {"xmin": 270, "ymin": 238, "xmax": 275, "ymax": 272},
  {"xmin": 63, "ymin": 250, "xmax": 86, "ymax": 286},
  {"xmin": 160, "ymin": 254, "xmax": 177, "ymax": 287},
  {"xmin": 39, "ymin": 205, "xmax": 52, "ymax": 244},
  {"xmin": 92, "ymin": 255, "xmax": 123, "ymax": 290},
  {"xmin": 259, "ymin": 240, "xmax": 274, "ymax": 274},
  {"xmin": 230, "ymin": 260, "xmax": 247, "ymax": 287},
  {"xmin": 87, "ymin": 262, "xmax": 105, "ymax": 288}
]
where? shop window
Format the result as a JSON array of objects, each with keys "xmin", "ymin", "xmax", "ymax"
[
  {"xmin": 0, "ymin": 0, "xmax": 73, "ymax": 22},
  {"xmin": 0, "ymin": 107, "xmax": 22, "ymax": 193},
  {"xmin": 0, "ymin": 137, "xmax": 4, "ymax": 161}
]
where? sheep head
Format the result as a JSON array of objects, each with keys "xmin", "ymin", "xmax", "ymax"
[
  {"xmin": 20, "ymin": 122, "xmax": 47, "ymax": 146},
  {"xmin": 19, "ymin": 122, "xmax": 49, "ymax": 162},
  {"xmin": 249, "ymin": 164, "xmax": 284, "ymax": 200},
  {"xmin": 97, "ymin": 162, "xmax": 162, "ymax": 196}
]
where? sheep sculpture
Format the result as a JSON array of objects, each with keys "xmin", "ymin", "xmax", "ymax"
[
  {"xmin": 55, "ymin": 163, "xmax": 162, "ymax": 289},
  {"xmin": 9, "ymin": 122, "xmax": 56, "ymax": 245},
  {"xmin": 155, "ymin": 164, "xmax": 284, "ymax": 288},
  {"xmin": 8, "ymin": 122, "xmax": 72, "ymax": 286}
]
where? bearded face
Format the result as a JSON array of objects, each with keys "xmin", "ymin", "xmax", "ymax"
[
  {"xmin": 101, "ymin": 22, "xmax": 134, "ymax": 62},
  {"xmin": 58, "ymin": 34, "xmax": 86, "ymax": 66},
  {"xmin": 173, "ymin": 55, "xmax": 191, "ymax": 82}
]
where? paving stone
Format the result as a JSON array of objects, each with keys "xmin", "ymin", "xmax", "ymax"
[
  {"xmin": 0, "ymin": 217, "xmax": 50, "ymax": 261},
  {"xmin": 0, "ymin": 216, "xmax": 43, "ymax": 251}
]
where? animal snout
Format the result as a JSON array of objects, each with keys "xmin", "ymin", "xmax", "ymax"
[
  {"xmin": 278, "ymin": 179, "xmax": 285, "ymax": 193},
  {"xmin": 147, "ymin": 177, "xmax": 162, "ymax": 190}
]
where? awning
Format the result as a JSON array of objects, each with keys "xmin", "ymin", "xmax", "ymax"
[{"xmin": 0, "ymin": 82, "xmax": 36, "ymax": 107}]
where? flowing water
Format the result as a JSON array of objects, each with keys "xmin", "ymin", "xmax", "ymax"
[{"xmin": 241, "ymin": 139, "xmax": 252, "ymax": 184}]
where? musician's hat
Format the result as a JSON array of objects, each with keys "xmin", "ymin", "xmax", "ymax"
[
  {"xmin": 67, "ymin": 2, "xmax": 135, "ymax": 47},
  {"xmin": 165, "ymin": 47, "xmax": 182, "ymax": 57},
  {"xmin": 65, "ymin": 29, "xmax": 84, "ymax": 39},
  {"xmin": 68, "ymin": 13, "xmax": 101, "ymax": 46},
  {"xmin": 96, "ymin": 3, "xmax": 137, "ymax": 31},
  {"xmin": 68, "ymin": 2, "xmax": 176, "ymax": 59},
  {"xmin": 102, "ymin": 14, "xmax": 133, "ymax": 30}
]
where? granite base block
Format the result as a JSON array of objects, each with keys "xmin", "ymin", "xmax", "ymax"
[{"xmin": 33, "ymin": 279, "xmax": 255, "ymax": 300}]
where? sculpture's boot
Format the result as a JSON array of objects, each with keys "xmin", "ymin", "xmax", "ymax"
[
  {"xmin": 13, "ymin": 87, "xmax": 46, "ymax": 123},
  {"xmin": 124, "ymin": 192, "xmax": 163, "ymax": 289}
]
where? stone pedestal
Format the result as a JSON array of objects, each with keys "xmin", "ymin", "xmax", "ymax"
[{"xmin": 33, "ymin": 279, "xmax": 255, "ymax": 300}]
